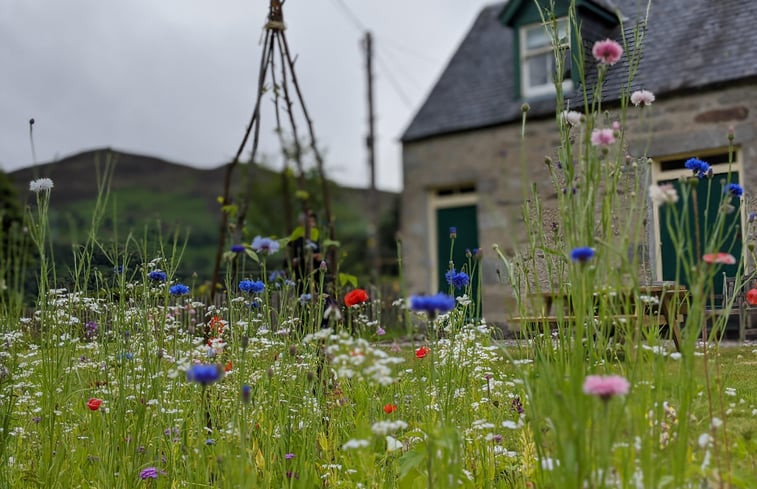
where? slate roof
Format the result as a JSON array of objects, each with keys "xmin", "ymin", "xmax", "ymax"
[{"xmin": 402, "ymin": 0, "xmax": 757, "ymax": 142}]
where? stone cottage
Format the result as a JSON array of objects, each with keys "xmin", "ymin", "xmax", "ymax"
[{"xmin": 400, "ymin": 0, "xmax": 757, "ymax": 326}]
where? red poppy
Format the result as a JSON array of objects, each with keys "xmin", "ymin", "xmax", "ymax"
[
  {"xmin": 747, "ymin": 288, "xmax": 757, "ymax": 305},
  {"xmin": 344, "ymin": 289, "xmax": 369, "ymax": 307},
  {"xmin": 415, "ymin": 346, "xmax": 430, "ymax": 359},
  {"xmin": 702, "ymin": 252, "xmax": 736, "ymax": 265},
  {"xmin": 383, "ymin": 403, "xmax": 397, "ymax": 414},
  {"xmin": 224, "ymin": 361, "xmax": 234, "ymax": 372},
  {"xmin": 87, "ymin": 398, "xmax": 103, "ymax": 411}
]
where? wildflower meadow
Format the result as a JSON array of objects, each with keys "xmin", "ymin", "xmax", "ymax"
[{"xmin": 1, "ymin": 2, "xmax": 757, "ymax": 488}]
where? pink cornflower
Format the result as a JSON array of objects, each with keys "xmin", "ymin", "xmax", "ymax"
[
  {"xmin": 630, "ymin": 89, "xmax": 655, "ymax": 107},
  {"xmin": 583, "ymin": 375, "xmax": 630, "ymax": 400},
  {"xmin": 592, "ymin": 39, "xmax": 623, "ymax": 65},
  {"xmin": 702, "ymin": 252, "xmax": 736, "ymax": 265},
  {"xmin": 591, "ymin": 128, "xmax": 615, "ymax": 146}
]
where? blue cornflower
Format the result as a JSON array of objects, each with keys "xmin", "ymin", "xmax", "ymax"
[
  {"xmin": 284, "ymin": 279, "xmax": 296, "ymax": 287},
  {"xmin": 570, "ymin": 247, "xmax": 596, "ymax": 263},
  {"xmin": 725, "ymin": 183, "xmax": 743, "ymax": 198},
  {"xmin": 299, "ymin": 293, "xmax": 312, "ymax": 303},
  {"xmin": 230, "ymin": 244, "xmax": 246, "ymax": 253},
  {"xmin": 684, "ymin": 158, "xmax": 711, "ymax": 178},
  {"xmin": 169, "ymin": 283, "xmax": 190, "ymax": 296},
  {"xmin": 148, "ymin": 270, "xmax": 167, "ymax": 281},
  {"xmin": 449, "ymin": 227, "xmax": 457, "ymax": 238},
  {"xmin": 186, "ymin": 364, "xmax": 221, "ymax": 386},
  {"xmin": 445, "ymin": 269, "xmax": 470, "ymax": 290},
  {"xmin": 239, "ymin": 280, "xmax": 265, "ymax": 294},
  {"xmin": 410, "ymin": 293, "xmax": 456, "ymax": 314},
  {"xmin": 251, "ymin": 236, "xmax": 281, "ymax": 255},
  {"xmin": 269, "ymin": 270, "xmax": 286, "ymax": 282},
  {"xmin": 241, "ymin": 384, "xmax": 251, "ymax": 403}
]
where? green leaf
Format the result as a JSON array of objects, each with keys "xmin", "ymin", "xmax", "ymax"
[
  {"xmin": 338, "ymin": 273, "xmax": 358, "ymax": 288},
  {"xmin": 322, "ymin": 239, "xmax": 340, "ymax": 249},
  {"xmin": 288, "ymin": 226, "xmax": 305, "ymax": 241},
  {"xmin": 398, "ymin": 445, "xmax": 426, "ymax": 479},
  {"xmin": 245, "ymin": 249, "xmax": 260, "ymax": 263}
]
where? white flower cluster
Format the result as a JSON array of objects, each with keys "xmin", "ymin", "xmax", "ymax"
[
  {"xmin": 29, "ymin": 178, "xmax": 54, "ymax": 192},
  {"xmin": 371, "ymin": 419, "xmax": 408, "ymax": 436}
]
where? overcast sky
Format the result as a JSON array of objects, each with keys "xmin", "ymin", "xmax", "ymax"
[{"xmin": 1, "ymin": 1, "xmax": 498, "ymax": 191}]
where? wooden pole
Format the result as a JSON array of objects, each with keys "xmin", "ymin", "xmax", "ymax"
[{"xmin": 364, "ymin": 31, "xmax": 381, "ymax": 286}]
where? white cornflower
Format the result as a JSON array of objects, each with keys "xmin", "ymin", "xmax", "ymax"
[
  {"xmin": 648, "ymin": 183, "xmax": 679, "ymax": 206},
  {"xmin": 561, "ymin": 110, "xmax": 583, "ymax": 126},
  {"xmin": 630, "ymin": 89, "xmax": 655, "ymax": 107},
  {"xmin": 29, "ymin": 178, "xmax": 54, "ymax": 192}
]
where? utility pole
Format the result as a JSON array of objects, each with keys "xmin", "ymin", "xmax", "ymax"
[{"xmin": 364, "ymin": 31, "xmax": 381, "ymax": 286}]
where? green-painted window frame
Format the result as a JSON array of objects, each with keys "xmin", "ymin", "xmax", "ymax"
[{"xmin": 519, "ymin": 17, "xmax": 573, "ymax": 98}]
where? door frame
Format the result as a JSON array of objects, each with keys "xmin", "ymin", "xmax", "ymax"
[
  {"xmin": 427, "ymin": 190, "xmax": 478, "ymax": 293},
  {"xmin": 650, "ymin": 148, "xmax": 744, "ymax": 281}
]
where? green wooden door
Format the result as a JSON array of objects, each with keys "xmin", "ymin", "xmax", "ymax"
[
  {"xmin": 658, "ymin": 172, "xmax": 742, "ymax": 302},
  {"xmin": 436, "ymin": 205, "xmax": 479, "ymax": 297}
]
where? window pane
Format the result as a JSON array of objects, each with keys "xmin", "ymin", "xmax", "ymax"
[
  {"xmin": 527, "ymin": 53, "xmax": 551, "ymax": 87},
  {"xmin": 525, "ymin": 26, "xmax": 550, "ymax": 50}
]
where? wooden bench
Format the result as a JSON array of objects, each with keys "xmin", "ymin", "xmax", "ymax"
[{"xmin": 510, "ymin": 285, "xmax": 687, "ymax": 351}]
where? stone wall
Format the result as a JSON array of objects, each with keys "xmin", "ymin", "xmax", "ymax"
[{"xmin": 400, "ymin": 82, "xmax": 757, "ymax": 327}]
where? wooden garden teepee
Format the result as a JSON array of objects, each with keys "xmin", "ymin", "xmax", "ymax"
[{"xmin": 209, "ymin": 0, "xmax": 337, "ymax": 300}]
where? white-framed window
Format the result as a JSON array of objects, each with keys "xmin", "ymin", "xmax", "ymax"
[{"xmin": 520, "ymin": 18, "xmax": 573, "ymax": 98}]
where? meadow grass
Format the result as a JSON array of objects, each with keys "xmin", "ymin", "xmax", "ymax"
[{"xmin": 3, "ymin": 1, "xmax": 757, "ymax": 487}]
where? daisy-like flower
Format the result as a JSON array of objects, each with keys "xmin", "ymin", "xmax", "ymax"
[
  {"xmin": 648, "ymin": 184, "xmax": 679, "ymax": 206},
  {"xmin": 702, "ymin": 252, "xmax": 736, "ymax": 265},
  {"xmin": 29, "ymin": 178, "xmax": 54, "ymax": 192},
  {"xmin": 630, "ymin": 89, "xmax": 655, "ymax": 107},
  {"xmin": 342, "ymin": 439, "xmax": 370, "ymax": 450},
  {"xmin": 591, "ymin": 128, "xmax": 615, "ymax": 146},
  {"xmin": 583, "ymin": 375, "xmax": 630, "ymax": 400},
  {"xmin": 592, "ymin": 39, "xmax": 623, "ymax": 65}
]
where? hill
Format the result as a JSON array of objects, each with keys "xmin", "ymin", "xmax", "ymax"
[{"xmin": 9, "ymin": 148, "xmax": 399, "ymax": 284}]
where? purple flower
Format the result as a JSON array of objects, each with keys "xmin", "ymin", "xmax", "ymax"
[
  {"xmin": 251, "ymin": 236, "xmax": 280, "ymax": 254},
  {"xmin": 242, "ymin": 384, "xmax": 251, "ymax": 403},
  {"xmin": 230, "ymin": 244, "xmax": 246, "ymax": 253},
  {"xmin": 140, "ymin": 467, "xmax": 159, "ymax": 480},
  {"xmin": 285, "ymin": 453, "xmax": 295, "ymax": 460},
  {"xmin": 449, "ymin": 227, "xmax": 457, "ymax": 238}
]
